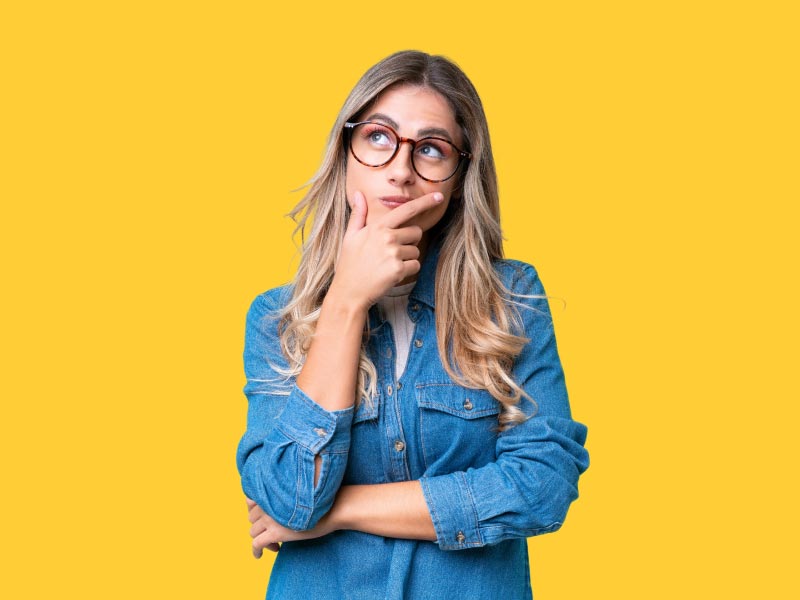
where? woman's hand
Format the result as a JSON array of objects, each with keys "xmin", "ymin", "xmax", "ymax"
[
  {"xmin": 246, "ymin": 497, "xmax": 335, "ymax": 558},
  {"xmin": 330, "ymin": 190, "xmax": 444, "ymax": 310}
]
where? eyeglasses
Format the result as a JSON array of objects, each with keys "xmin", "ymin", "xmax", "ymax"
[{"xmin": 344, "ymin": 121, "xmax": 471, "ymax": 183}]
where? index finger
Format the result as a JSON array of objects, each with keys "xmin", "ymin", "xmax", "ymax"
[{"xmin": 382, "ymin": 192, "xmax": 444, "ymax": 229}]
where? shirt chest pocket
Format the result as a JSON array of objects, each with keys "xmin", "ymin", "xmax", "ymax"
[{"xmin": 415, "ymin": 383, "xmax": 500, "ymax": 474}]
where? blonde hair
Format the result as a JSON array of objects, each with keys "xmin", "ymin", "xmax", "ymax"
[{"xmin": 279, "ymin": 50, "xmax": 531, "ymax": 429}]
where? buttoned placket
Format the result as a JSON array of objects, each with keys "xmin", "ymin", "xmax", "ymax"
[
  {"xmin": 372, "ymin": 312, "xmax": 409, "ymax": 483},
  {"xmin": 370, "ymin": 294, "xmax": 428, "ymax": 484},
  {"xmin": 401, "ymin": 299, "xmax": 429, "ymax": 482}
]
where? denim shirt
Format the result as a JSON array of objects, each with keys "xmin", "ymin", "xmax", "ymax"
[{"xmin": 236, "ymin": 245, "xmax": 590, "ymax": 600}]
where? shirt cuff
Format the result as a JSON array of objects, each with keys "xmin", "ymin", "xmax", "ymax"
[
  {"xmin": 276, "ymin": 386, "xmax": 354, "ymax": 454},
  {"xmin": 420, "ymin": 472, "xmax": 483, "ymax": 550}
]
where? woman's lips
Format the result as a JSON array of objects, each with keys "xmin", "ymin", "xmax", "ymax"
[{"xmin": 379, "ymin": 196, "xmax": 412, "ymax": 208}]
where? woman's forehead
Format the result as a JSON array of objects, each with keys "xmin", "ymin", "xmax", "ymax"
[{"xmin": 364, "ymin": 85, "xmax": 460, "ymax": 141}]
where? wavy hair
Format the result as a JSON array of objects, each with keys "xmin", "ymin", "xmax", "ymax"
[{"xmin": 279, "ymin": 50, "xmax": 531, "ymax": 429}]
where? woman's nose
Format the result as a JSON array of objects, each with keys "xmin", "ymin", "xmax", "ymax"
[{"xmin": 387, "ymin": 141, "xmax": 415, "ymax": 185}]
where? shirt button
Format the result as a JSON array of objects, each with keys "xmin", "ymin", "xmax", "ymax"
[
  {"xmin": 414, "ymin": 339, "xmax": 423, "ymax": 348},
  {"xmin": 411, "ymin": 303, "xmax": 420, "ymax": 311},
  {"xmin": 463, "ymin": 398, "xmax": 473, "ymax": 411},
  {"xmin": 396, "ymin": 382, "xmax": 403, "ymax": 390},
  {"xmin": 456, "ymin": 531, "xmax": 466, "ymax": 543},
  {"xmin": 385, "ymin": 347, "xmax": 392, "ymax": 358},
  {"xmin": 387, "ymin": 384, "xmax": 393, "ymax": 396},
  {"xmin": 313, "ymin": 428, "xmax": 327, "ymax": 437},
  {"xmin": 394, "ymin": 440, "xmax": 405, "ymax": 452}
]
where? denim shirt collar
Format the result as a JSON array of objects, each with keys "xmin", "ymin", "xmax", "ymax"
[{"xmin": 409, "ymin": 236, "xmax": 441, "ymax": 309}]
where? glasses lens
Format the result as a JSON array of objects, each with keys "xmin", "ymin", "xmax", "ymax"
[
  {"xmin": 411, "ymin": 138, "xmax": 460, "ymax": 182},
  {"xmin": 350, "ymin": 123, "xmax": 398, "ymax": 167},
  {"xmin": 350, "ymin": 123, "xmax": 462, "ymax": 182}
]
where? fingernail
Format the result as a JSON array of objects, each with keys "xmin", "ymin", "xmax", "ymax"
[{"xmin": 433, "ymin": 192, "xmax": 443, "ymax": 202}]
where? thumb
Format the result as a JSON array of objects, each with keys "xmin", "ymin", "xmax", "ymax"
[{"xmin": 345, "ymin": 191, "xmax": 367, "ymax": 235}]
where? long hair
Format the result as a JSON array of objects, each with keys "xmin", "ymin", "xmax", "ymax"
[{"xmin": 279, "ymin": 50, "xmax": 530, "ymax": 428}]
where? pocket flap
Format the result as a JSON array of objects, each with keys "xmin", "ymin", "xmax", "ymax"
[{"xmin": 416, "ymin": 383, "xmax": 500, "ymax": 419}]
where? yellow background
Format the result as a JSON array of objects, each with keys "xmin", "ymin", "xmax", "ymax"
[{"xmin": 2, "ymin": 1, "xmax": 797, "ymax": 598}]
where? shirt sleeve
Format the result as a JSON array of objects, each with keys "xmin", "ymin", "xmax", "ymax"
[
  {"xmin": 419, "ymin": 264, "xmax": 590, "ymax": 550},
  {"xmin": 235, "ymin": 290, "xmax": 354, "ymax": 531}
]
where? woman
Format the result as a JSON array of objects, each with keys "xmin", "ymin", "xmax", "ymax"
[{"xmin": 237, "ymin": 50, "xmax": 589, "ymax": 599}]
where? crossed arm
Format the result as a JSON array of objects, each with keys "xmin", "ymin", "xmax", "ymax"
[{"xmin": 247, "ymin": 481, "xmax": 435, "ymax": 558}]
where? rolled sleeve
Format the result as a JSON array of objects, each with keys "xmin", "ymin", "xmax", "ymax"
[
  {"xmin": 236, "ymin": 289, "xmax": 354, "ymax": 530},
  {"xmin": 275, "ymin": 385, "xmax": 354, "ymax": 454},
  {"xmin": 421, "ymin": 415, "xmax": 588, "ymax": 550},
  {"xmin": 240, "ymin": 387, "xmax": 354, "ymax": 530},
  {"xmin": 421, "ymin": 261, "xmax": 590, "ymax": 551},
  {"xmin": 420, "ymin": 472, "xmax": 482, "ymax": 550}
]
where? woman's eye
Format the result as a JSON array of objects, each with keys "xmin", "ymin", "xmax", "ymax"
[
  {"xmin": 369, "ymin": 132, "xmax": 389, "ymax": 144},
  {"xmin": 417, "ymin": 141, "xmax": 448, "ymax": 160},
  {"xmin": 363, "ymin": 126, "xmax": 394, "ymax": 147}
]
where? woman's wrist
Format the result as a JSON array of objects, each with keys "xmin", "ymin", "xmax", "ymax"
[
  {"xmin": 326, "ymin": 486, "xmax": 352, "ymax": 533},
  {"xmin": 324, "ymin": 281, "xmax": 371, "ymax": 316}
]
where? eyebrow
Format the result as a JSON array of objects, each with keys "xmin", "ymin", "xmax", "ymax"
[{"xmin": 364, "ymin": 112, "xmax": 455, "ymax": 143}]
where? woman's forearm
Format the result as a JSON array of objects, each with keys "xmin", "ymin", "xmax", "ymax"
[
  {"xmin": 246, "ymin": 482, "xmax": 436, "ymax": 558},
  {"xmin": 295, "ymin": 287, "xmax": 367, "ymax": 412},
  {"xmin": 293, "ymin": 288, "xmax": 367, "ymax": 486},
  {"xmin": 328, "ymin": 481, "xmax": 437, "ymax": 541}
]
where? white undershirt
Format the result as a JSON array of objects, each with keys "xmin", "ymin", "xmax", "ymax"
[{"xmin": 376, "ymin": 282, "xmax": 416, "ymax": 380}]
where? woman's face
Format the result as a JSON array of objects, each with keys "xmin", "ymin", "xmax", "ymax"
[{"xmin": 345, "ymin": 85, "xmax": 463, "ymax": 232}]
